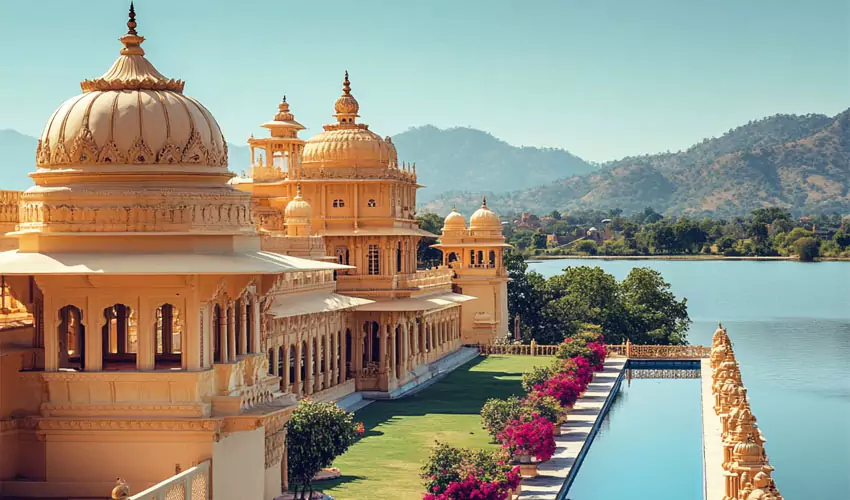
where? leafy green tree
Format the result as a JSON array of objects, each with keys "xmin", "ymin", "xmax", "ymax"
[
  {"xmin": 286, "ymin": 400, "xmax": 361, "ymax": 499},
  {"xmin": 752, "ymin": 207, "xmax": 791, "ymax": 226},
  {"xmin": 794, "ymin": 237, "xmax": 820, "ymax": 261},
  {"xmin": 531, "ymin": 232, "xmax": 547, "ymax": 249},
  {"xmin": 833, "ymin": 230, "xmax": 850, "ymax": 248},
  {"xmin": 648, "ymin": 225, "xmax": 677, "ymax": 253},
  {"xmin": 549, "ymin": 210, "xmax": 562, "ymax": 220},
  {"xmin": 620, "ymin": 268, "xmax": 690, "ymax": 344},
  {"xmin": 505, "ymin": 252, "xmax": 547, "ymax": 341},
  {"xmin": 573, "ymin": 239, "xmax": 597, "ymax": 255},
  {"xmin": 417, "ymin": 213, "xmax": 444, "ymax": 268}
]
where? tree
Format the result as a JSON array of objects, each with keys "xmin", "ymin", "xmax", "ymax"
[
  {"xmin": 505, "ymin": 252, "xmax": 547, "ymax": 342},
  {"xmin": 751, "ymin": 207, "xmax": 791, "ymax": 227},
  {"xmin": 417, "ymin": 213, "xmax": 444, "ymax": 268},
  {"xmin": 794, "ymin": 237, "xmax": 820, "ymax": 262},
  {"xmin": 833, "ymin": 230, "xmax": 850, "ymax": 248},
  {"xmin": 549, "ymin": 210, "xmax": 562, "ymax": 220},
  {"xmin": 648, "ymin": 225, "xmax": 677, "ymax": 253},
  {"xmin": 286, "ymin": 400, "xmax": 361, "ymax": 498},
  {"xmin": 531, "ymin": 232, "xmax": 547, "ymax": 250},
  {"xmin": 573, "ymin": 239, "xmax": 597, "ymax": 255},
  {"xmin": 620, "ymin": 268, "xmax": 690, "ymax": 345}
]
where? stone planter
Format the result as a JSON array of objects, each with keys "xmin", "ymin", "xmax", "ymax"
[
  {"xmin": 510, "ymin": 483, "xmax": 522, "ymax": 499},
  {"xmin": 518, "ymin": 462, "xmax": 538, "ymax": 479},
  {"xmin": 553, "ymin": 424, "xmax": 562, "ymax": 436}
]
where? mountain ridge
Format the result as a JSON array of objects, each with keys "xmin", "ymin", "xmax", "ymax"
[{"xmin": 422, "ymin": 110, "xmax": 850, "ymax": 217}]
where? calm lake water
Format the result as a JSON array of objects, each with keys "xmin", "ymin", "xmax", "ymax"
[{"xmin": 528, "ymin": 259, "xmax": 850, "ymax": 500}]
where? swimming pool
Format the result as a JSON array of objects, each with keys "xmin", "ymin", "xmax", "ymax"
[{"xmin": 560, "ymin": 361, "xmax": 703, "ymax": 500}]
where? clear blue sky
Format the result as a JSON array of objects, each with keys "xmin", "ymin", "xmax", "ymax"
[{"xmin": 0, "ymin": 0, "xmax": 847, "ymax": 162}]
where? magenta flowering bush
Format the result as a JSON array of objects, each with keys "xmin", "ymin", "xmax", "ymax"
[
  {"xmin": 423, "ymin": 467, "xmax": 521, "ymax": 500},
  {"xmin": 422, "ymin": 444, "xmax": 521, "ymax": 500},
  {"xmin": 535, "ymin": 372, "xmax": 583, "ymax": 408},
  {"xmin": 586, "ymin": 341, "xmax": 607, "ymax": 371},
  {"xmin": 497, "ymin": 414, "xmax": 556, "ymax": 462}
]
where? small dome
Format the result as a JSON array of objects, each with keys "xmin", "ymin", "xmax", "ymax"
[
  {"xmin": 443, "ymin": 208, "xmax": 467, "ymax": 229},
  {"xmin": 469, "ymin": 198, "xmax": 501, "ymax": 230},
  {"xmin": 36, "ymin": 6, "xmax": 226, "ymax": 170},
  {"xmin": 734, "ymin": 437, "xmax": 764, "ymax": 460},
  {"xmin": 284, "ymin": 185, "xmax": 312, "ymax": 220}
]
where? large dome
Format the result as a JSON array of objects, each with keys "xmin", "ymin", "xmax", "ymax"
[
  {"xmin": 35, "ymin": 6, "xmax": 227, "ymax": 170},
  {"xmin": 301, "ymin": 72, "xmax": 397, "ymax": 169}
]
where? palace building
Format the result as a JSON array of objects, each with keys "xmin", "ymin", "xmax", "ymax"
[{"xmin": 0, "ymin": 6, "xmax": 508, "ymax": 499}]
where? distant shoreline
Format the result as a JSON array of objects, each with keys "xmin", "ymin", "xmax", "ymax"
[{"xmin": 526, "ymin": 255, "xmax": 849, "ymax": 262}]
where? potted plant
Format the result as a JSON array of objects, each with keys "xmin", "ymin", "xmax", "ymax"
[
  {"xmin": 498, "ymin": 415, "xmax": 556, "ymax": 478},
  {"xmin": 421, "ymin": 444, "xmax": 521, "ymax": 500},
  {"xmin": 535, "ymin": 372, "xmax": 583, "ymax": 409},
  {"xmin": 480, "ymin": 396, "xmax": 523, "ymax": 441},
  {"xmin": 521, "ymin": 364, "xmax": 553, "ymax": 393},
  {"xmin": 522, "ymin": 393, "xmax": 564, "ymax": 436}
]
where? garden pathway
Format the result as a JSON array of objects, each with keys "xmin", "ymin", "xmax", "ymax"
[{"xmin": 517, "ymin": 357, "xmax": 626, "ymax": 499}]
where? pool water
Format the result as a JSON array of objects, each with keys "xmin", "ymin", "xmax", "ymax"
[{"xmin": 564, "ymin": 367, "xmax": 703, "ymax": 500}]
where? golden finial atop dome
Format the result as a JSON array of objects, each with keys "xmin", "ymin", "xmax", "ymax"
[
  {"xmin": 79, "ymin": 2, "xmax": 185, "ymax": 92},
  {"xmin": 275, "ymin": 96, "xmax": 294, "ymax": 122},
  {"xmin": 334, "ymin": 70, "xmax": 360, "ymax": 122}
]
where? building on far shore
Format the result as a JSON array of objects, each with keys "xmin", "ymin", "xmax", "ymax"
[{"xmin": 0, "ymin": 6, "xmax": 509, "ymax": 499}]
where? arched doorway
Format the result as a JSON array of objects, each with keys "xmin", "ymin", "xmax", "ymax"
[
  {"xmin": 58, "ymin": 305, "xmax": 85, "ymax": 370},
  {"xmin": 154, "ymin": 303, "xmax": 182, "ymax": 370},
  {"xmin": 213, "ymin": 304, "xmax": 223, "ymax": 362},
  {"xmin": 102, "ymin": 304, "xmax": 136, "ymax": 370}
]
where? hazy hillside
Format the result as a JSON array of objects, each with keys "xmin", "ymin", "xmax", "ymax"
[
  {"xmin": 0, "ymin": 130, "xmax": 37, "ymax": 190},
  {"xmin": 393, "ymin": 126, "xmax": 596, "ymax": 202},
  {"xmin": 423, "ymin": 110, "xmax": 850, "ymax": 217}
]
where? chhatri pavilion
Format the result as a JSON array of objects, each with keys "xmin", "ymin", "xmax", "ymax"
[{"xmin": 0, "ymin": 6, "xmax": 509, "ymax": 499}]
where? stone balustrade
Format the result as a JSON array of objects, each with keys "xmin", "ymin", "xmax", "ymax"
[
  {"xmin": 710, "ymin": 325, "xmax": 783, "ymax": 499},
  {"xmin": 113, "ymin": 460, "xmax": 210, "ymax": 500},
  {"xmin": 478, "ymin": 341, "xmax": 709, "ymax": 359},
  {"xmin": 335, "ymin": 268, "xmax": 452, "ymax": 293}
]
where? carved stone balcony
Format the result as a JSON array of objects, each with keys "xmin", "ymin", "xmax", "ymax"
[{"xmin": 22, "ymin": 369, "xmax": 216, "ymax": 418}]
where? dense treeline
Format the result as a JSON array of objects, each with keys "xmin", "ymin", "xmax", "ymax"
[
  {"xmin": 506, "ymin": 207, "xmax": 849, "ymax": 261},
  {"xmin": 505, "ymin": 253, "xmax": 691, "ymax": 345}
]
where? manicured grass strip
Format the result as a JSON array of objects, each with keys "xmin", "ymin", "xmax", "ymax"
[{"xmin": 321, "ymin": 355, "xmax": 552, "ymax": 500}]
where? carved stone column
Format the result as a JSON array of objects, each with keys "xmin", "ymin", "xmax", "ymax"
[
  {"xmin": 43, "ymin": 297, "xmax": 58, "ymax": 372},
  {"xmin": 294, "ymin": 342, "xmax": 302, "ymax": 395},
  {"xmin": 219, "ymin": 304, "xmax": 229, "ymax": 363},
  {"xmin": 314, "ymin": 338, "xmax": 322, "ymax": 393},
  {"xmin": 379, "ymin": 323, "xmax": 388, "ymax": 376},
  {"xmin": 238, "ymin": 299, "xmax": 248, "ymax": 356},
  {"xmin": 136, "ymin": 299, "xmax": 154, "ymax": 371},
  {"xmin": 251, "ymin": 297, "xmax": 261, "ymax": 354},
  {"xmin": 227, "ymin": 302, "xmax": 236, "ymax": 361},
  {"xmin": 305, "ymin": 340, "xmax": 314, "ymax": 396}
]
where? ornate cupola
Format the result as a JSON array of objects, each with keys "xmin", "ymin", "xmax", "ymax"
[
  {"xmin": 17, "ymin": 3, "xmax": 255, "ymax": 253},
  {"xmin": 301, "ymin": 72, "xmax": 399, "ymax": 169}
]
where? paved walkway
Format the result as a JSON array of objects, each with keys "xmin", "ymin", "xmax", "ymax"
[
  {"xmin": 701, "ymin": 359, "xmax": 724, "ymax": 500},
  {"xmin": 518, "ymin": 357, "xmax": 627, "ymax": 499}
]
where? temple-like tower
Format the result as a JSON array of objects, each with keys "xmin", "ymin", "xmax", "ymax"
[
  {"xmin": 235, "ymin": 74, "xmax": 468, "ymax": 395},
  {"xmin": 0, "ymin": 7, "xmax": 352, "ymax": 498},
  {"xmin": 433, "ymin": 200, "xmax": 511, "ymax": 344}
]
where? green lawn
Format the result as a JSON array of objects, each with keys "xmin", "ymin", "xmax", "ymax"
[{"xmin": 320, "ymin": 355, "xmax": 552, "ymax": 500}]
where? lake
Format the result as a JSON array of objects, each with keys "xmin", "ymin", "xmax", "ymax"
[{"xmin": 528, "ymin": 259, "xmax": 850, "ymax": 500}]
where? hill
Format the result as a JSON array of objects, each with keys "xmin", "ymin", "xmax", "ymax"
[
  {"xmin": 423, "ymin": 110, "xmax": 850, "ymax": 217},
  {"xmin": 0, "ymin": 130, "xmax": 37, "ymax": 190},
  {"xmin": 393, "ymin": 125, "xmax": 596, "ymax": 202}
]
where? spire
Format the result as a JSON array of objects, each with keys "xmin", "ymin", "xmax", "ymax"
[
  {"xmin": 119, "ymin": 1, "xmax": 145, "ymax": 56},
  {"xmin": 334, "ymin": 70, "xmax": 359, "ymax": 122},
  {"xmin": 295, "ymin": 183, "xmax": 303, "ymax": 198},
  {"xmin": 127, "ymin": 2, "xmax": 137, "ymax": 35},
  {"xmin": 343, "ymin": 70, "xmax": 351, "ymax": 96},
  {"xmin": 283, "ymin": 95, "xmax": 287, "ymax": 103},
  {"xmin": 482, "ymin": 196, "xmax": 488, "ymax": 207}
]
